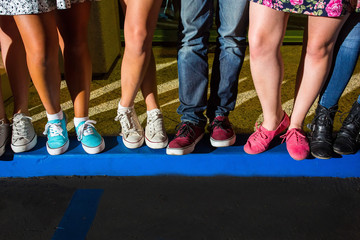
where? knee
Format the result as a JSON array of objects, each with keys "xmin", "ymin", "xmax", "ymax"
[
  {"xmin": 248, "ymin": 31, "xmax": 279, "ymax": 61},
  {"xmin": 305, "ymin": 39, "xmax": 333, "ymax": 61},
  {"xmin": 125, "ymin": 27, "xmax": 151, "ymax": 56}
]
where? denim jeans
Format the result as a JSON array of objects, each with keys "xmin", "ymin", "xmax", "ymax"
[
  {"xmin": 319, "ymin": 13, "xmax": 360, "ymax": 109},
  {"xmin": 177, "ymin": 0, "xmax": 249, "ymax": 128}
]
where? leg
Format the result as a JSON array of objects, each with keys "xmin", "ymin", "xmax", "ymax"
[
  {"xmin": 119, "ymin": 0, "xmax": 162, "ymax": 108},
  {"xmin": 14, "ymin": 12, "xmax": 61, "ymax": 114},
  {"xmin": 248, "ymin": 2, "xmax": 289, "ymax": 131},
  {"xmin": 290, "ymin": 15, "xmax": 348, "ymax": 129},
  {"xmin": 207, "ymin": 0, "xmax": 248, "ymax": 120},
  {"xmin": 140, "ymin": 50, "xmax": 159, "ymax": 111},
  {"xmin": 56, "ymin": 1, "xmax": 91, "ymax": 118},
  {"xmin": 176, "ymin": 0, "xmax": 213, "ymax": 127},
  {"xmin": 0, "ymin": 16, "xmax": 30, "ymax": 115}
]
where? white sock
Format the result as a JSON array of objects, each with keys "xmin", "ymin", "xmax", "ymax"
[
  {"xmin": 118, "ymin": 101, "xmax": 134, "ymax": 111},
  {"xmin": 46, "ymin": 110, "xmax": 63, "ymax": 121},
  {"xmin": 147, "ymin": 108, "xmax": 160, "ymax": 115},
  {"xmin": 74, "ymin": 116, "xmax": 89, "ymax": 128}
]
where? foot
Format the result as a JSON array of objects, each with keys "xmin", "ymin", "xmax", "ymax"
[
  {"xmin": 145, "ymin": 109, "xmax": 168, "ymax": 149},
  {"xmin": 281, "ymin": 128, "xmax": 309, "ymax": 161},
  {"xmin": 166, "ymin": 122, "xmax": 204, "ymax": 155},
  {"xmin": 76, "ymin": 120, "xmax": 105, "ymax": 154},
  {"xmin": 11, "ymin": 113, "xmax": 37, "ymax": 153},
  {"xmin": 333, "ymin": 101, "xmax": 360, "ymax": 155},
  {"xmin": 43, "ymin": 113, "xmax": 69, "ymax": 155},
  {"xmin": 209, "ymin": 116, "xmax": 236, "ymax": 147},
  {"xmin": 0, "ymin": 119, "xmax": 11, "ymax": 157},
  {"xmin": 115, "ymin": 106, "xmax": 144, "ymax": 149},
  {"xmin": 244, "ymin": 112, "xmax": 289, "ymax": 154},
  {"xmin": 308, "ymin": 104, "xmax": 337, "ymax": 159}
]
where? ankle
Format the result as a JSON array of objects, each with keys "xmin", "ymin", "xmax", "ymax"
[{"xmin": 262, "ymin": 111, "xmax": 285, "ymax": 131}]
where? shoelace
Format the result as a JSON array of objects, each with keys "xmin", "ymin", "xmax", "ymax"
[
  {"xmin": 43, "ymin": 122, "xmax": 65, "ymax": 138},
  {"xmin": 147, "ymin": 111, "xmax": 165, "ymax": 138},
  {"xmin": 280, "ymin": 129, "xmax": 306, "ymax": 144},
  {"xmin": 174, "ymin": 122, "xmax": 195, "ymax": 139},
  {"xmin": 210, "ymin": 118, "xmax": 231, "ymax": 132},
  {"xmin": 0, "ymin": 119, "xmax": 5, "ymax": 136},
  {"xmin": 77, "ymin": 120, "xmax": 97, "ymax": 141},
  {"xmin": 11, "ymin": 115, "xmax": 32, "ymax": 141},
  {"xmin": 339, "ymin": 111, "xmax": 360, "ymax": 129},
  {"xmin": 114, "ymin": 109, "xmax": 141, "ymax": 135},
  {"xmin": 307, "ymin": 107, "xmax": 338, "ymax": 131},
  {"xmin": 251, "ymin": 123, "xmax": 268, "ymax": 141}
]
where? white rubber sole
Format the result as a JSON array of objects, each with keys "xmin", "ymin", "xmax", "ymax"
[
  {"xmin": 11, "ymin": 134, "xmax": 37, "ymax": 153},
  {"xmin": 82, "ymin": 138, "xmax": 106, "ymax": 154},
  {"xmin": 145, "ymin": 136, "xmax": 168, "ymax": 149},
  {"xmin": 210, "ymin": 134, "xmax": 236, "ymax": 147},
  {"xmin": 166, "ymin": 133, "xmax": 204, "ymax": 155},
  {"xmin": 46, "ymin": 140, "xmax": 69, "ymax": 155},
  {"xmin": 123, "ymin": 136, "xmax": 144, "ymax": 149}
]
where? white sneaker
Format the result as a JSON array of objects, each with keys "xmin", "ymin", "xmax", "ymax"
[
  {"xmin": 11, "ymin": 113, "xmax": 37, "ymax": 153},
  {"xmin": 0, "ymin": 119, "xmax": 11, "ymax": 157},
  {"xmin": 115, "ymin": 106, "xmax": 144, "ymax": 149},
  {"xmin": 145, "ymin": 109, "xmax": 168, "ymax": 149}
]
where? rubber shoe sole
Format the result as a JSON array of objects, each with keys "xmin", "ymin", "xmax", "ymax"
[
  {"xmin": 46, "ymin": 140, "xmax": 69, "ymax": 155},
  {"xmin": 123, "ymin": 136, "xmax": 144, "ymax": 149},
  {"xmin": 210, "ymin": 134, "xmax": 236, "ymax": 147},
  {"xmin": 11, "ymin": 135, "xmax": 37, "ymax": 153},
  {"xmin": 82, "ymin": 138, "xmax": 105, "ymax": 154},
  {"xmin": 145, "ymin": 136, "xmax": 168, "ymax": 149},
  {"xmin": 166, "ymin": 133, "xmax": 204, "ymax": 155}
]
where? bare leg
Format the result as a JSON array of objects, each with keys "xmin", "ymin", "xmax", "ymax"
[
  {"xmin": 56, "ymin": 2, "xmax": 91, "ymax": 118},
  {"xmin": 0, "ymin": 16, "xmax": 30, "ymax": 116},
  {"xmin": 248, "ymin": 2, "xmax": 289, "ymax": 130},
  {"xmin": 290, "ymin": 15, "xmax": 348, "ymax": 129},
  {"xmin": 119, "ymin": 0, "xmax": 162, "ymax": 109},
  {"xmin": 14, "ymin": 12, "xmax": 61, "ymax": 114},
  {"xmin": 0, "ymin": 80, "xmax": 7, "ymax": 122}
]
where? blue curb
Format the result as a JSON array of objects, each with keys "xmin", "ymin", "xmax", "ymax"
[{"xmin": 0, "ymin": 136, "xmax": 359, "ymax": 178}]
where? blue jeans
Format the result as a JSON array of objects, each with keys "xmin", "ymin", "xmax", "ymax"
[
  {"xmin": 177, "ymin": 0, "xmax": 249, "ymax": 128},
  {"xmin": 319, "ymin": 13, "xmax": 360, "ymax": 109}
]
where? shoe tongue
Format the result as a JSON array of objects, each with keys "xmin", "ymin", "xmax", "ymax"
[{"xmin": 13, "ymin": 113, "xmax": 25, "ymax": 122}]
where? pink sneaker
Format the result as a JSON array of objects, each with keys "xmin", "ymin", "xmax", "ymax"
[
  {"xmin": 244, "ymin": 112, "xmax": 290, "ymax": 154},
  {"xmin": 166, "ymin": 122, "xmax": 205, "ymax": 155},
  {"xmin": 281, "ymin": 128, "xmax": 309, "ymax": 161},
  {"xmin": 209, "ymin": 116, "xmax": 236, "ymax": 147}
]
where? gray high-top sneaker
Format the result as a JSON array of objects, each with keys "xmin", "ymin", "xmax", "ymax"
[{"xmin": 11, "ymin": 113, "xmax": 37, "ymax": 153}]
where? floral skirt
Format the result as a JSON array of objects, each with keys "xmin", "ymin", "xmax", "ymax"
[
  {"xmin": 250, "ymin": 0, "xmax": 359, "ymax": 17},
  {"xmin": 0, "ymin": 0, "xmax": 92, "ymax": 15}
]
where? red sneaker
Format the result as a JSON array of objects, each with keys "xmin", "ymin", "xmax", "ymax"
[
  {"xmin": 281, "ymin": 128, "xmax": 309, "ymax": 161},
  {"xmin": 244, "ymin": 112, "xmax": 290, "ymax": 154},
  {"xmin": 166, "ymin": 122, "xmax": 205, "ymax": 155},
  {"xmin": 209, "ymin": 116, "xmax": 236, "ymax": 147}
]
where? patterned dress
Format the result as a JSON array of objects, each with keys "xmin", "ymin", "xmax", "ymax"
[
  {"xmin": 250, "ymin": 0, "xmax": 360, "ymax": 16},
  {"xmin": 0, "ymin": 0, "xmax": 91, "ymax": 15}
]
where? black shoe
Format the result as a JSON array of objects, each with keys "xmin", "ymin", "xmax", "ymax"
[
  {"xmin": 333, "ymin": 101, "xmax": 360, "ymax": 155},
  {"xmin": 308, "ymin": 104, "xmax": 338, "ymax": 159}
]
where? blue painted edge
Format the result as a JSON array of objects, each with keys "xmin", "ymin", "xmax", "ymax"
[
  {"xmin": 0, "ymin": 136, "xmax": 359, "ymax": 178},
  {"xmin": 52, "ymin": 189, "xmax": 104, "ymax": 240}
]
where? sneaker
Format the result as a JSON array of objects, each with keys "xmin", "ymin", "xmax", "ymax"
[
  {"xmin": 209, "ymin": 116, "xmax": 236, "ymax": 147},
  {"xmin": 0, "ymin": 120, "xmax": 10, "ymax": 157},
  {"xmin": 333, "ymin": 101, "xmax": 360, "ymax": 155},
  {"xmin": 145, "ymin": 109, "xmax": 168, "ymax": 149},
  {"xmin": 244, "ymin": 112, "xmax": 290, "ymax": 154},
  {"xmin": 76, "ymin": 120, "xmax": 105, "ymax": 154},
  {"xmin": 11, "ymin": 113, "xmax": 37, "ymax": 153},
  {"xmin": 43, "ymin": 113, "xmax": 69, "ymax": 155},
  {"xmin": 166, "ymin": 122, "xmax": 204, "ymax": 155},
  {"xmin": 115, "ymin": 107, "xmax": 144, "ymax": 149},
  {"xmin": 281, "ymin": 128, "xmax": 309, "ymax": 161},
  {"xmin": 307, "ymin": 105, "xmax": 337, "ymax": 159}
]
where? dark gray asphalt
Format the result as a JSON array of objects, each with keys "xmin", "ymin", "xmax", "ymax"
[{"xmin": 1, "ymin": 176, "xmax": 360, "ymax": 240}]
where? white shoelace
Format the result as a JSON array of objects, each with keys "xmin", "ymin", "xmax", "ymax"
[
  {"xmin": 114, "ymin": 109, "xmax": 141, "ymax": 136},
  {"xmin": 77, "ymin": 120, "xmax": 96, "ymax": 141},
  {"xmin": 147, "ymin": 111, "xmax": 165, "ymax": 138},
  {"xmin": 11, "ymin": 115, "xmax": 32, "ymax": 142},
  {"xmin": 43, "ymin": 122, "xmax": 65, "ymax": 138}
]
